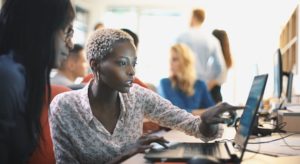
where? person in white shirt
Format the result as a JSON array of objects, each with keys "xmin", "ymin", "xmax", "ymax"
[
  {"xmin": 177, "ymin": 8, "xmax": 227, "ymax": 102},
  {"xmin": 51, "ymin": 44, "xmax": 88, "ymax": 88}
]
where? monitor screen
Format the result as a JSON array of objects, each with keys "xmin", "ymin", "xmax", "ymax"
[
  {"xmin": 234, "ymin": 74, "xmax": 268, "ymax": 160},
  {"xmin": 274, "ymin": 49, "xmax": 283, "ymax": 99}
]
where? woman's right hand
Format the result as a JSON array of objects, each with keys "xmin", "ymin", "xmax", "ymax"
[
  {"xmin": 129, "ymin": 135, "xmax": 169, "ymax": 154},
  {"xmin": 107, "ymin": 135, "xmax": 169, "ymax": 164}
]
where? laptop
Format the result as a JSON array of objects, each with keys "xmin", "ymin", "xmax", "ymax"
[{"xmin": 145, "ymin": 74, "xmax": 268, "ymax": 163}]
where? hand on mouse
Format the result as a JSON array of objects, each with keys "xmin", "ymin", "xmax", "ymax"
[
  {"xmin": 130, "ymin": 135, "xmax": 169, "ymax": 153},
  {"xmin": 107, "ymin": 135, "xmax": 169, "ymax": 164}
]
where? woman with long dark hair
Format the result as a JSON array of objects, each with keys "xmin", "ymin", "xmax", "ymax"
[
  {"xmin": 211, "ymin": 29, "xmax": 233, "ymax": 103},
  {"xmin": 0, "ymin": 0, "xmax": 75, "ymax": 163}
]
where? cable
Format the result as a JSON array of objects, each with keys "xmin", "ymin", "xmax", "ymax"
[
  {"xmin": 248, "ymin": 133, "xmax": 297, "ymax": 144},
  {"xmin": 279, "ymin": 133, "xmax": 300, "ymax": 150},
  {"xmin": 245, "ymin": 148, "xmax": 278, "ymax": 157},
  {"xmin": 242, "ymin": 144, "xmax": 260, "ymax": 161},
  {"xmin": 234, "ymin": 117, "xmax": 240, "ymax": 132},
  {"xmin": 275, "ymin": 122, "xmax": 287, "ymax": 132}
]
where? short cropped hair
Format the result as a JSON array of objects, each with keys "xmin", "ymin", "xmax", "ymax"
[
  {"xmin": 86, "ymin": 29, "xmax": 134, "ymax": 62},
  {"xmin": 121, "ymin": 28, "xmax": 139, "ymax": 48},
  {"xmin": 192, "ymin": 8, "xmax": 205, "ymax": 23}
]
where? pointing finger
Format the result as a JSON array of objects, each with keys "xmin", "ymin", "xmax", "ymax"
[{"xmin": 232, "ymin": 106, "xmax": 245, "ymax": 110}]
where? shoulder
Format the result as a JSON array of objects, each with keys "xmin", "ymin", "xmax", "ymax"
[
  {"xmin": 50, "ymin": 89, "xmax": 81, "ymax": 114},
  {"xmin": 160, "ymin": 78, "xmax": 171, "ymax": 85},
  {"xmin": 177, "ymin": 31, "xmax": 190, "ymax": 41},
  {"xmin": 195, "ymin": 80, "xmax": 207, "ymax": 88},
  {"xmin": 51, "ymin": 72, "xmax": 73, "ymax": 86},
  {"xmin": 125, "ymin": 84, "xmax": 158, "ymax": 101},
  {"xmin": 209, "ymin": 34, "xmax": 222, "ymax": 47},
  {"xmin": 128, "ymin": 83, "xmax": 150, "ymax": 95},
  {"xmin": 0, "ymin": 54, "xmax": 25, "ymax": 90}
]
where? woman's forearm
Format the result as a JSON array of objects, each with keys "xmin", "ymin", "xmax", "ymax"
[
  {"xmin": 191, "ymin": 109, "xmax": 205, "ymax": 116},
  {"xmin": 106, "ymin": 148, "xmax": 137, "ymax": 164}
]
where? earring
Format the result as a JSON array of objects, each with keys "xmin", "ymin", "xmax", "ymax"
[{"xmin": 95, "ymin": 71, "xmax": 101, "ymax": 81}]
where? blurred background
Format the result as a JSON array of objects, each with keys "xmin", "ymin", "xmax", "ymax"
[
  {"xmin": 72, "ymin": 0, "xmax": 300, "ymax": 105},
  {"xmin": 3, "ymin": 0, "xmax": 299, "ymax": 105}
]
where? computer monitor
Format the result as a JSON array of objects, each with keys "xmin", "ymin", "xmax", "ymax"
[
  {"xmin": 285, "ymin": 72, "xmax": 293, "ymax": 103},
  {"xmin": 273, "ymin": 48, "xmax": 294, "ymax": 102},
  {"xmin": 273, "ymin": 49, "xmax": 282, "ymax": 99}
]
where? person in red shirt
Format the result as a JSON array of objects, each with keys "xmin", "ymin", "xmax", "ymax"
[{"xmin": 28, "ymin": 85, "xmax": 71, "ymax": 164}]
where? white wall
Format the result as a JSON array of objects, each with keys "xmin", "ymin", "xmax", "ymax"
[{"xmin": 76, "ymin": 0, "xmax": 300, "ymax": 104}]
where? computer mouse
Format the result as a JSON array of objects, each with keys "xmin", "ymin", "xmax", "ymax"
[
  {"xmin": 187, "ymin": 157, "xmax": 220, "ymax": 164},
  {"xmin": 221, "ymin": 110, "xmax": 237, "ymax": 127},
  {"xmin": 150, "ymin": 141, "xmax": 179, "ymax": 150}
]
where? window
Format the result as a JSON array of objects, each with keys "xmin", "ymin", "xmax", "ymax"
[
  {"xmin": 104, "ymin": 7, "xmax": 185, "ymax": 86},
  {"xmin": 73, "ymin": 6, "xmax": 89, "ymax": 46}
]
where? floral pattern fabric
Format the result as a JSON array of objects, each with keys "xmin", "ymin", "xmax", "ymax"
[{"xmin": 49, "ymin": 84, "xmax": 223, "ymax": 164}]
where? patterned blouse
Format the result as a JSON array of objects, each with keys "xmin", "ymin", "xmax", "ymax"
[{"xmin": 49, "ymin": 83, "xmax": 223, "ymax": 164}]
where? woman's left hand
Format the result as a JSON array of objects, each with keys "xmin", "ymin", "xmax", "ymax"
[
  {"xmin": 201, "ymin": 102, "xmax": 244, "ymax": 124},
  {"xmin": 199, "ymin": 102, "xmax": 244, "ymax": 140}
]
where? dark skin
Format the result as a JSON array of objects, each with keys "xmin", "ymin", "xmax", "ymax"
[
  {"xmin": 89, "ymin": 40, "xmax": 169, "ymax": 162},
  {"xmin": 89, "ymin": 42, "xmax": 136, "ymax": 134},
  {"xmin": 88, "ymin": 86, "xmax": 120, "ymax": 134},
  {"xmin": 89, "ymin": 41, "xmax": 137, "ymax": 133},
  {"xmin": 89, "ymin": 40, "xmax": 243, "ymax": 163}
]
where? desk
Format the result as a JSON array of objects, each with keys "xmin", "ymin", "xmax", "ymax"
[{"xmin": 122, "ymin": 126, "xmax": 300, "ymax": 164}]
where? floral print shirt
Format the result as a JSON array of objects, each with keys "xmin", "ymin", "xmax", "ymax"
[{"xmin": 49, "ymin": 84, "xmax": 223, "ymax": 164}]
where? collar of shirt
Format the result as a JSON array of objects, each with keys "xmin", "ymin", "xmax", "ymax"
[{"xmin": 78, "ymin": 82, "xmax": 127, "ymax": 124}]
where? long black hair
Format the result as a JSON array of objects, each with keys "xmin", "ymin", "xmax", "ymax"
[
  {"xmin": 212, "ymin": 29, "xmax": 233, "ymax": 69},
  {"xmin": 0, "ymin": 0, "xmax": 75, "ymax": 146}
]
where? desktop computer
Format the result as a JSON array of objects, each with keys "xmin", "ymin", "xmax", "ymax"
[
  {"xmin": 252, "ymin": 49, "xmax": 298, "ymax": 135},
  {"xmin": 277, "ymin": 105, "xmax": 300, "ymax": 133}
]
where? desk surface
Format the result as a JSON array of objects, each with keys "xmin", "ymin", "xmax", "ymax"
[{"xmin": 122, "ymin": 126, "xmax": 300, "ymax": 164}]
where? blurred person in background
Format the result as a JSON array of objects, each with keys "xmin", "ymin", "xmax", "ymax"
[
  {"xmin": 177, "ymin": 8, "xmax": 227, "ymax": 103},
  {"xmin": 158, "ymin": 43, "xmax": 215, "ymax": 115},
  {"xmin": 94, "ymin": 22, "xmax": 105, "ymax": 31},
  {"xmin": 51, "ymin": 44, "xmax": 88, "ymax": 89},
  {"xmin": 211, "ymin": 29, "xmax": 233, "ymax": 103}
]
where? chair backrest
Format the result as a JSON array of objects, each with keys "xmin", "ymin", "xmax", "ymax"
[
  {"xmin": 28, "ymin": 85, "xmax": 71, "ymax": 164},
  {"xmin": 81, "ymin": 73, "xmax": 93, "ymax": 84}
]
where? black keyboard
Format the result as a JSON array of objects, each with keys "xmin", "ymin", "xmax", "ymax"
[{"xmin": 183, "ymin": 143, "xmax": 220, "ymax": 157}]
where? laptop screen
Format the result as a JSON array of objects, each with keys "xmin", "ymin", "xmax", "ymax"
[{"xmin": 234, "ymin": 74, "xmax": 268, "ymax": 159}]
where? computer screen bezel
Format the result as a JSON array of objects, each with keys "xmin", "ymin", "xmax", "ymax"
[
  {"xmin": 274, "ymin": 49, "xmax": 283, "ymax": 99},
  {"xmin": 233, "ymin": 74, "xmax": 268, "ymax": 161}
]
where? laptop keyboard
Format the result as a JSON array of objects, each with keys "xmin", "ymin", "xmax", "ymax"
[{"xmin": 183, "ymin": 143, "xmax": 221, "ymax": 157}]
